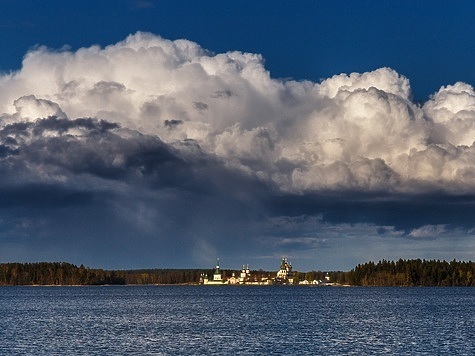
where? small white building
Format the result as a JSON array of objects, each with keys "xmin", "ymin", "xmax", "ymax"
[
  {"xmin": 228, "ymin": 272, "xmax": 239, "ymax": 285},
  {"xmin": 203, "ymin": 258, "xmax": 225, "ymax": 285}
]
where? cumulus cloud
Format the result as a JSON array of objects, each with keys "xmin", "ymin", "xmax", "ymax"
[
  {"xmin": 12, "ymin": 95, "xmax": 66, "ymax": 121},
  {"xmin": 1, "ymin": 32, "xmax": 475, "ymax": 269},
  {"xmin": 1, "ymin": 32, "xmax": 475, "ymax": 195}
]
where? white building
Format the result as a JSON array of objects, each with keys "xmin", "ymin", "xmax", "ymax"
[
  {"xmin": 203, "ymin": 258, "xmax": 225, "ymax": 285},
  {"xmin": 275, "ymin": 257, "xmax": 294, "ymax": 285}
]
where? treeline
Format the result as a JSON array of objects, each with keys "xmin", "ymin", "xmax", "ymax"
[
  {"xmin": 331, "ymin": 259, "xmax": 475, "ymax": 286},
  {"xmin": 0, "ymin": 262, "xmax": 209, "ymax": 286},
  {"xmin": 2, "ymin": 259, "xmax": 475, "ymax": 286}
]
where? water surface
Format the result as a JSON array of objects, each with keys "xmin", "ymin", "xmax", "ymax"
[{"xmin": 1, "ymin": 286, "xmax": 474, "ymax": 355}]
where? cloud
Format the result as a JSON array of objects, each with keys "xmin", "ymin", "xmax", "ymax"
[
  {"xmin": 0, "ymin": 32, "xmax": 475, "ymax": 269},
  {"xmin": 2, "ymin": 32, "xmax": 475, "ymax": 194},
  {"xmin": 409, "ymin": 225, "xmax": 446, "ymax": 239},
  {"xmin": 423, "ymin": 82, "xmax": 475, "ymax": 147}
]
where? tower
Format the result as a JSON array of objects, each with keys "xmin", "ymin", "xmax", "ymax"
[
  {"xmin": 213, "ymin": 258, "xmax": 222, "ymax": 281},
  {"xmin": 276, "ymin": 257, "xmax": 293, "ymax": 284}
]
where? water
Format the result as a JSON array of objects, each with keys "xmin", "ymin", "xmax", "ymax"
[{"xmin": 1, "ymin": 286, "xmax": 474, "ymax": 355}]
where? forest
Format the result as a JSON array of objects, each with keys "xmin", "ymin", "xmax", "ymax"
[
  {"xmin": 0, "ymin": 259, "xmax": 474, "ymax": 286},
  {"xmin": 0, "ymin": 262, "xmax": 208, "ymax": 286},
  {"xmin": 330, "ymin": 259, "xmax": 475, "ymax": 287}
]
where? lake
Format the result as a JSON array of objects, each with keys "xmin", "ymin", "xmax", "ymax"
[{"xmin": 1, "ymin": 286, "xmax": 474, "ymax": 355}]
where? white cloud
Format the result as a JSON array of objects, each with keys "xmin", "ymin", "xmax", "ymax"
[
  {"xmin": 408, "ymin": 225, "xmax": 447, "ymax": 239},
  {"xmin": 423, "ymin": 82, "xmax": 475, "ymax": 147},
  {"xmin": 2, "ymin": 32, "xmax": 475, "ymax": 193},
  {"xmin": 317, "ymin": 67, "xmax": 412, "ymax": 99},
  {"xmin": 11, "ymin": 95, "xmax": 66, "ymax": 122}
]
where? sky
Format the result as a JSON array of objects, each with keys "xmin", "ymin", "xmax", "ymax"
[{"xmin": 1, "ymin": 1, "xmax": 475, "ymax": 272}]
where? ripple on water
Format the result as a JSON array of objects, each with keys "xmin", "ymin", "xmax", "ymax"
[{"xmin": 0, "ymin": 286, "xmax": 474, "ymax": 354}]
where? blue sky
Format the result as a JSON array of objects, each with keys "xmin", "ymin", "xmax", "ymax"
[
  {"xmin": 0, "ymin": 1, "xmax": 475, "ymax": 271},
  {"xmin": 2, "ymin": 1, "xmax": 475, "ymax": 101}
]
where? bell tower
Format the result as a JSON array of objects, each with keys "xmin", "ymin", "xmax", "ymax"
[{"xmin": 213, "ymin": 258, "xmax": 222, "ymax": 281}]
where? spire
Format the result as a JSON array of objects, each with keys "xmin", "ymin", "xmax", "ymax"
[
  {"xmin": 280, "ymin": 257, "xmax": 287, "ymax": 270},
  {"xmin": 213, "ymin": 258, "xmax": 222, "ymax": 281}
]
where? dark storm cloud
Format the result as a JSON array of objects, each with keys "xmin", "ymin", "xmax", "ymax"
[
  {"xmin": 0, "ymin": 184, "xmax": 94, "ymax": 210},
  {"xmin": 0, "ymin": 116, "xmax": 199, "ymax": 187},
  {"xmin": 0, "ymin": 113, "xmax": 473, "ymax": 269},
  {"xmin": 1, "ymin": 33, "xmax": 475, "ymax": 270},
  {"xmin": 0, "ymin": 115, "xmax": 274, "ymax": 268},
  {"xmin": 266, "ymin": 191, "xmax": 475, "ymax": 237}
]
